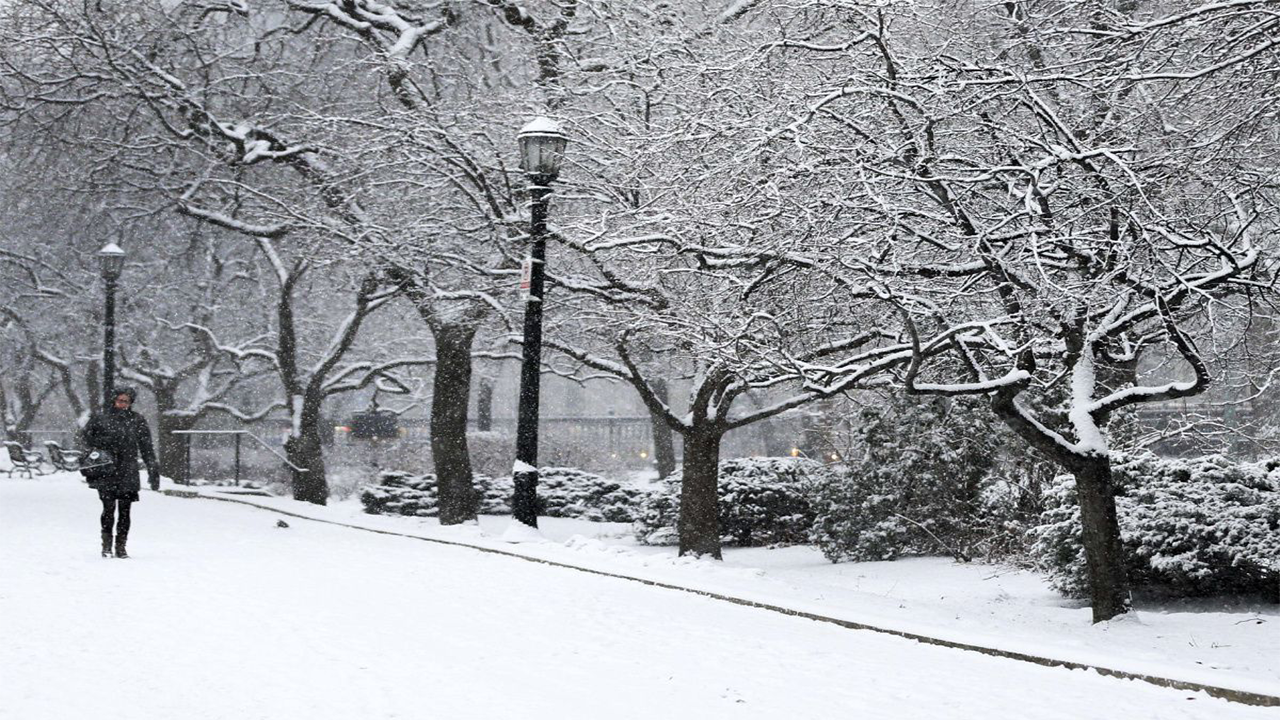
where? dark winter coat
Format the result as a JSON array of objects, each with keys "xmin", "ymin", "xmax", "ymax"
[{"xmin": 82, "ymin": 407, "xmax": 156, "ymax": 500}]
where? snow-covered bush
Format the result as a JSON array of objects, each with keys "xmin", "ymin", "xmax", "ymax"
[
  {"xmin": 1034, "ymin": 453, "xmax": 1280, "ymax": 599},
  {"xmin": 633, "ymin": 486, "xmax": 680, "ymax": 546},
  {"xmin": 537, "ymin": 467, "xmax": 645, "ymax": 522},
  {"xmin": 360, "ymin": 471, "xmax": 507, "ymax": 517},
  {"xmin": 360, "ymin": 467, "xmax": 644, "ymax": 522},
  {"xmin": 360, "ymin": 471, "xmax": 435, "ymax": 516},
  {"xmin": 634, "ymin": 457, "xmax": 830, "ymax": 547},
  {"xmin": 809, "ymin": 395, "xmax": 1031, "ymax": 563}
]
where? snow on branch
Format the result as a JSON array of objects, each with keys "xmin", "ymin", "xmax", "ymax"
[
  {"xmin": 307, "ymin": 277, "xmax": 395, "ymax": 381},
  {"xmin": 615, "ymin": 334, "xmax": 685, "ymax": 432},
  {"xmin": 176, "ymin": 196, "xmax": 291, "ymax": 239},
  {"xmin": 284, "ymin": 0, "xmax": 452, "ymax": 104},
  {"xmin": 716, "ymin": 0, "xmax": 762, "ymax": 24},
  {"xmin": 907, "ymin": 370, "xmax": 1033, "ymax": 396},
  {"xmin": 170, "ymin": 322, "xmax": 278, "ymax": 367},
  {"xmin": 202, "ymin": 400, "xmax": 289, "ymax": 423},
  {"xmin": 1088, "ymin": 301, "xmax": 1212, "ymax": 418},
  {"xmin": 540, "ymin": 337, "xmax": 634, "ymax": 382},
  {"xmin": 322, "ymin": 358, "xmax": 436, "ymax": 396}
]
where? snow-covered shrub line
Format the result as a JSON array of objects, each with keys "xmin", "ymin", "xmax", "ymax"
[
  {"xmin": 360, "ymin": 467, "xmax": 645, "ymax": 522},
  {"xmin": 634, "ymin": 457, "xmax": 832, "ymax": 547},
  {"xmin": 1034, "ymin": 453, "xmax": 1280, "ymax": 600}
]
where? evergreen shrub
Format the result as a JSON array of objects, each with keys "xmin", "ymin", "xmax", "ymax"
[
  {"xmin": 634, "ymin": 457, "xmax": 830, "ymax": 547},
  {"xmin": 537, "ymin": 467, "xmax": 645, "ymax": 522},
  {"xmin": 360, "ymin": 471, "xmax": 507, "ymax": 516},
  {"xmin": 360, "ymin": 467, "xmax": 645, "ymax": 522},
  {"xmin": 809, "ymin": 395, "xmax": 1028, "ymax": 563},
  {"xmin": 1034, "ymin": 453, "xmax": 1280, "ymax": 599}
]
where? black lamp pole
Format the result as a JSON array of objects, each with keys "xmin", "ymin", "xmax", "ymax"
[
  {"xmin": 510, "ymin": 118, "xmax": 568, "ymax": 530},
  {"xmin": 99, "ymin": 244, "xmax": 125, "ymax": 410},
  {"xmin": 102, "ymin": 277, "xmax": 117, "ymax": 409},
  {"xmin": 511, "ymin": 184, "xmax": 550, "ymax": 527}
]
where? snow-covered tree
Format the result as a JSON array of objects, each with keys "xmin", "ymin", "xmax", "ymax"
[{"xmin": 758, "ymin": 0, "xmax": 1279, "ymax": 621}]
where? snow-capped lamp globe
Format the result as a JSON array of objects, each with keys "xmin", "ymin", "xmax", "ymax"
[
  {"xmin": 517, "ymin": 116, "xmax": 569, "ymax": 185},
  {"xmin": 98, "ymin": 242, "xmax": 125, "ymax": 280}
]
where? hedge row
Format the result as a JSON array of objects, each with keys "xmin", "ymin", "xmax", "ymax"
[
  {"xmin": 360, "ymin": 467, "xmax": 646, "ymax": 523},
  {"xmin": 359, "ymin": 451, "xmax": 1280, "ymax": 602}
]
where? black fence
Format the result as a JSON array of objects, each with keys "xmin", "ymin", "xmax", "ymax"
[
  {"xmin": 335, "ymin": 414, "xmax": 811, "ymax": 471},
  {"xmin": 171, "ymin": 430, "xmax": 303, "ymax": 487}
]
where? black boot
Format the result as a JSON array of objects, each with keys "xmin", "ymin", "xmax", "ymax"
[
  {"xmin": 114, "ymin": 535, "xmax": 128, "ymax": 559},
  {"xmin": 101, "ymin": 532, "xmax": 113, "ymax": 558}
]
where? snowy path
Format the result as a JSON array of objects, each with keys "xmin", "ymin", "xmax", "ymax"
[{"xmin": 1, "ymin": 476, "xmax": 1274, "ymax": 720}]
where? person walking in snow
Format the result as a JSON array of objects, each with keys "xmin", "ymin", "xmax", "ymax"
[{"xmin": 81, "ymin": 387, "xmax": 157, "ymax": 558}]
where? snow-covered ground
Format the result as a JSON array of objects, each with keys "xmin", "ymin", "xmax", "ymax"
[
  {"xmin": 172, "ymin": 477, "xmax": 1280, "ymax": 698},
  {"xmin": 2, "ymin": 472, "xmax": 1277, "ymax": 719}
]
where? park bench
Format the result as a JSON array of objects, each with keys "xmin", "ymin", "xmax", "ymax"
[
  {"xmin": 43, "ymin": 441, "xmax": 81, "ymax": 472},
  {"xmin": 4, "ymin": 441, "xmax": 45, "ymax": 478}
]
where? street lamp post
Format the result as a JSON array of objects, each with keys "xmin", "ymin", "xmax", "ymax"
[
  {"xmin": 98, "ymin": 243, "xmax": 125, "ymax": 410},
  {"xmin": 510, "ymin": 117, "xmax": 569, "ymax": 529}
]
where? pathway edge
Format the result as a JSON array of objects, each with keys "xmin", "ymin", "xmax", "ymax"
[{"xmin": 163, "ymin": 487, "xmax": 1280, "ymax": 708}]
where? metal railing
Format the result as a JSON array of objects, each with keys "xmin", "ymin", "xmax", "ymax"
[{"xmin": 171, "ymin": 430, "xmax": 307, "ymax": 486}]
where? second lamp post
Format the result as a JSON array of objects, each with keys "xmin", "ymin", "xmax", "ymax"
[
  {"xmin": 99, "ymin": 243, "xmax": 126, "ymax": 411},
  {"xmin": 511, "ymin": 117, "xmax": 569, "ymax": 529}
]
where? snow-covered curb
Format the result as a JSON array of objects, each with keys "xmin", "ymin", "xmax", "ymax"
[{"xmin": 164, "ymin": 485, "xmax": 1280, "ymax": 708}]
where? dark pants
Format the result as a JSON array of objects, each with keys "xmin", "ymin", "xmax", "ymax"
[{"xmin": 100, "ymin": 498, "xmax": 132, "ymax": 546}]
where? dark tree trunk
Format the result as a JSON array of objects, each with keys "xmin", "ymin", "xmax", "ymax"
[
  {"xmin": 6, "ymin": 365, "xmax": 41, "ymax": 446},
  {"xmin": 1071, "ymin": 455, "xmax": 1131, "ymax": 622},
  {"xmin": 992, "ymin": 389, "xmax": 1131, "ymax": 623},
  {"xmin": 85, "ymin": 364, "xmax": 100, "ymax": 422},
  {"xmin": 431, "ymin": 323, "xmax": 479, "ymax": 525},
  {"xmin": 649, "ymin": 379, "xmax": 677, "ymax": 479},
  {"xmin": 799, "ymin": 408, "xmax": 820, "ymax": 459},
  {"xmin": 286, "ymin": 424, "xmax": 328, "ymax": 505},
  {"xmin": 0, "ymin": 382, "xmax": 10, "ymax": 439},
  {"xmin": 153, "ymin": 380, "xmax": 196, "ymax": 483},
  {"xmin": 475, "ymin": 378, "xmax": 494, "ymax": 433},
  {"xmin": 678, "ymin": 426, "xmax": 724, "ymax": 558},
  {"xmin": 0, "ymin": 382, "xmax": 30, "ymax": 444},
  {"xmin": 156, "ymin": 414, "xmax": 197, "ymax": 484},
  {"xmin": 285, "ymin": 392, "xmax": 328, "ymax": 505}
]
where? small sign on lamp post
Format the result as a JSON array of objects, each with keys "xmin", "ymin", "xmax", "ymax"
[{"xmin": 520, "ymin": 256, "xmax": 533, "ymax": 295}]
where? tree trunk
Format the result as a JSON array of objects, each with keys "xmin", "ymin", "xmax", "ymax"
[
  {"xmin": 286, "ymin": 424, "xmax": 328, "ymax": 505},
  {"xmin": 649, "ymin": 379, "xmax": 677, "ymax": 480},
  {"xmin": 1071, "ymin": 455, "xmax": 1131, "ymax": 622},
  {"xmin": 431, "ymin": 323, "xmax": 479, "ymax": 524},
  {"xmin": 991, "ymin": 389, "xmax": 1130, "ymax": 622},
  {"xmin": 678, "ymin": 426, "xmax": 724, "ymax": 558},
  {"xmin": 285, "ymin": 392, "xmax": 328, "ymax": 505},
  {"xmin": 799, "ymin": 408, "xmax": 820, "ymax": 459},
  {"xmin": 85, "ymin": 364, "xmax": 100, "ymax": 423},
  {"xmin": 475, "ymin": 378, "xmax": 494, "ymax": 433},
  {"xmin": 153, "ymin": 381, "xmax": 196, "ymax": 483},
  {"xmin": 156, "ymin": 414, "xmax": 197, "ymax": 484},
  {"xmin": 9, "ymin": 366, "xmax": 39, "ymax": 445},
  {"xmin": 0, "ymin": 381, "xmax": 10, "ymax": 440}
]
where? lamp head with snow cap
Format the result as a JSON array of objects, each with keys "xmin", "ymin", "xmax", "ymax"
[
  {"xmin": 518, "ymin": 117, "xmax": 568, "ymax": 186},
  {"xmin": 98, "ymin": 243, "xmax": 125, "ymax": 281}
]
